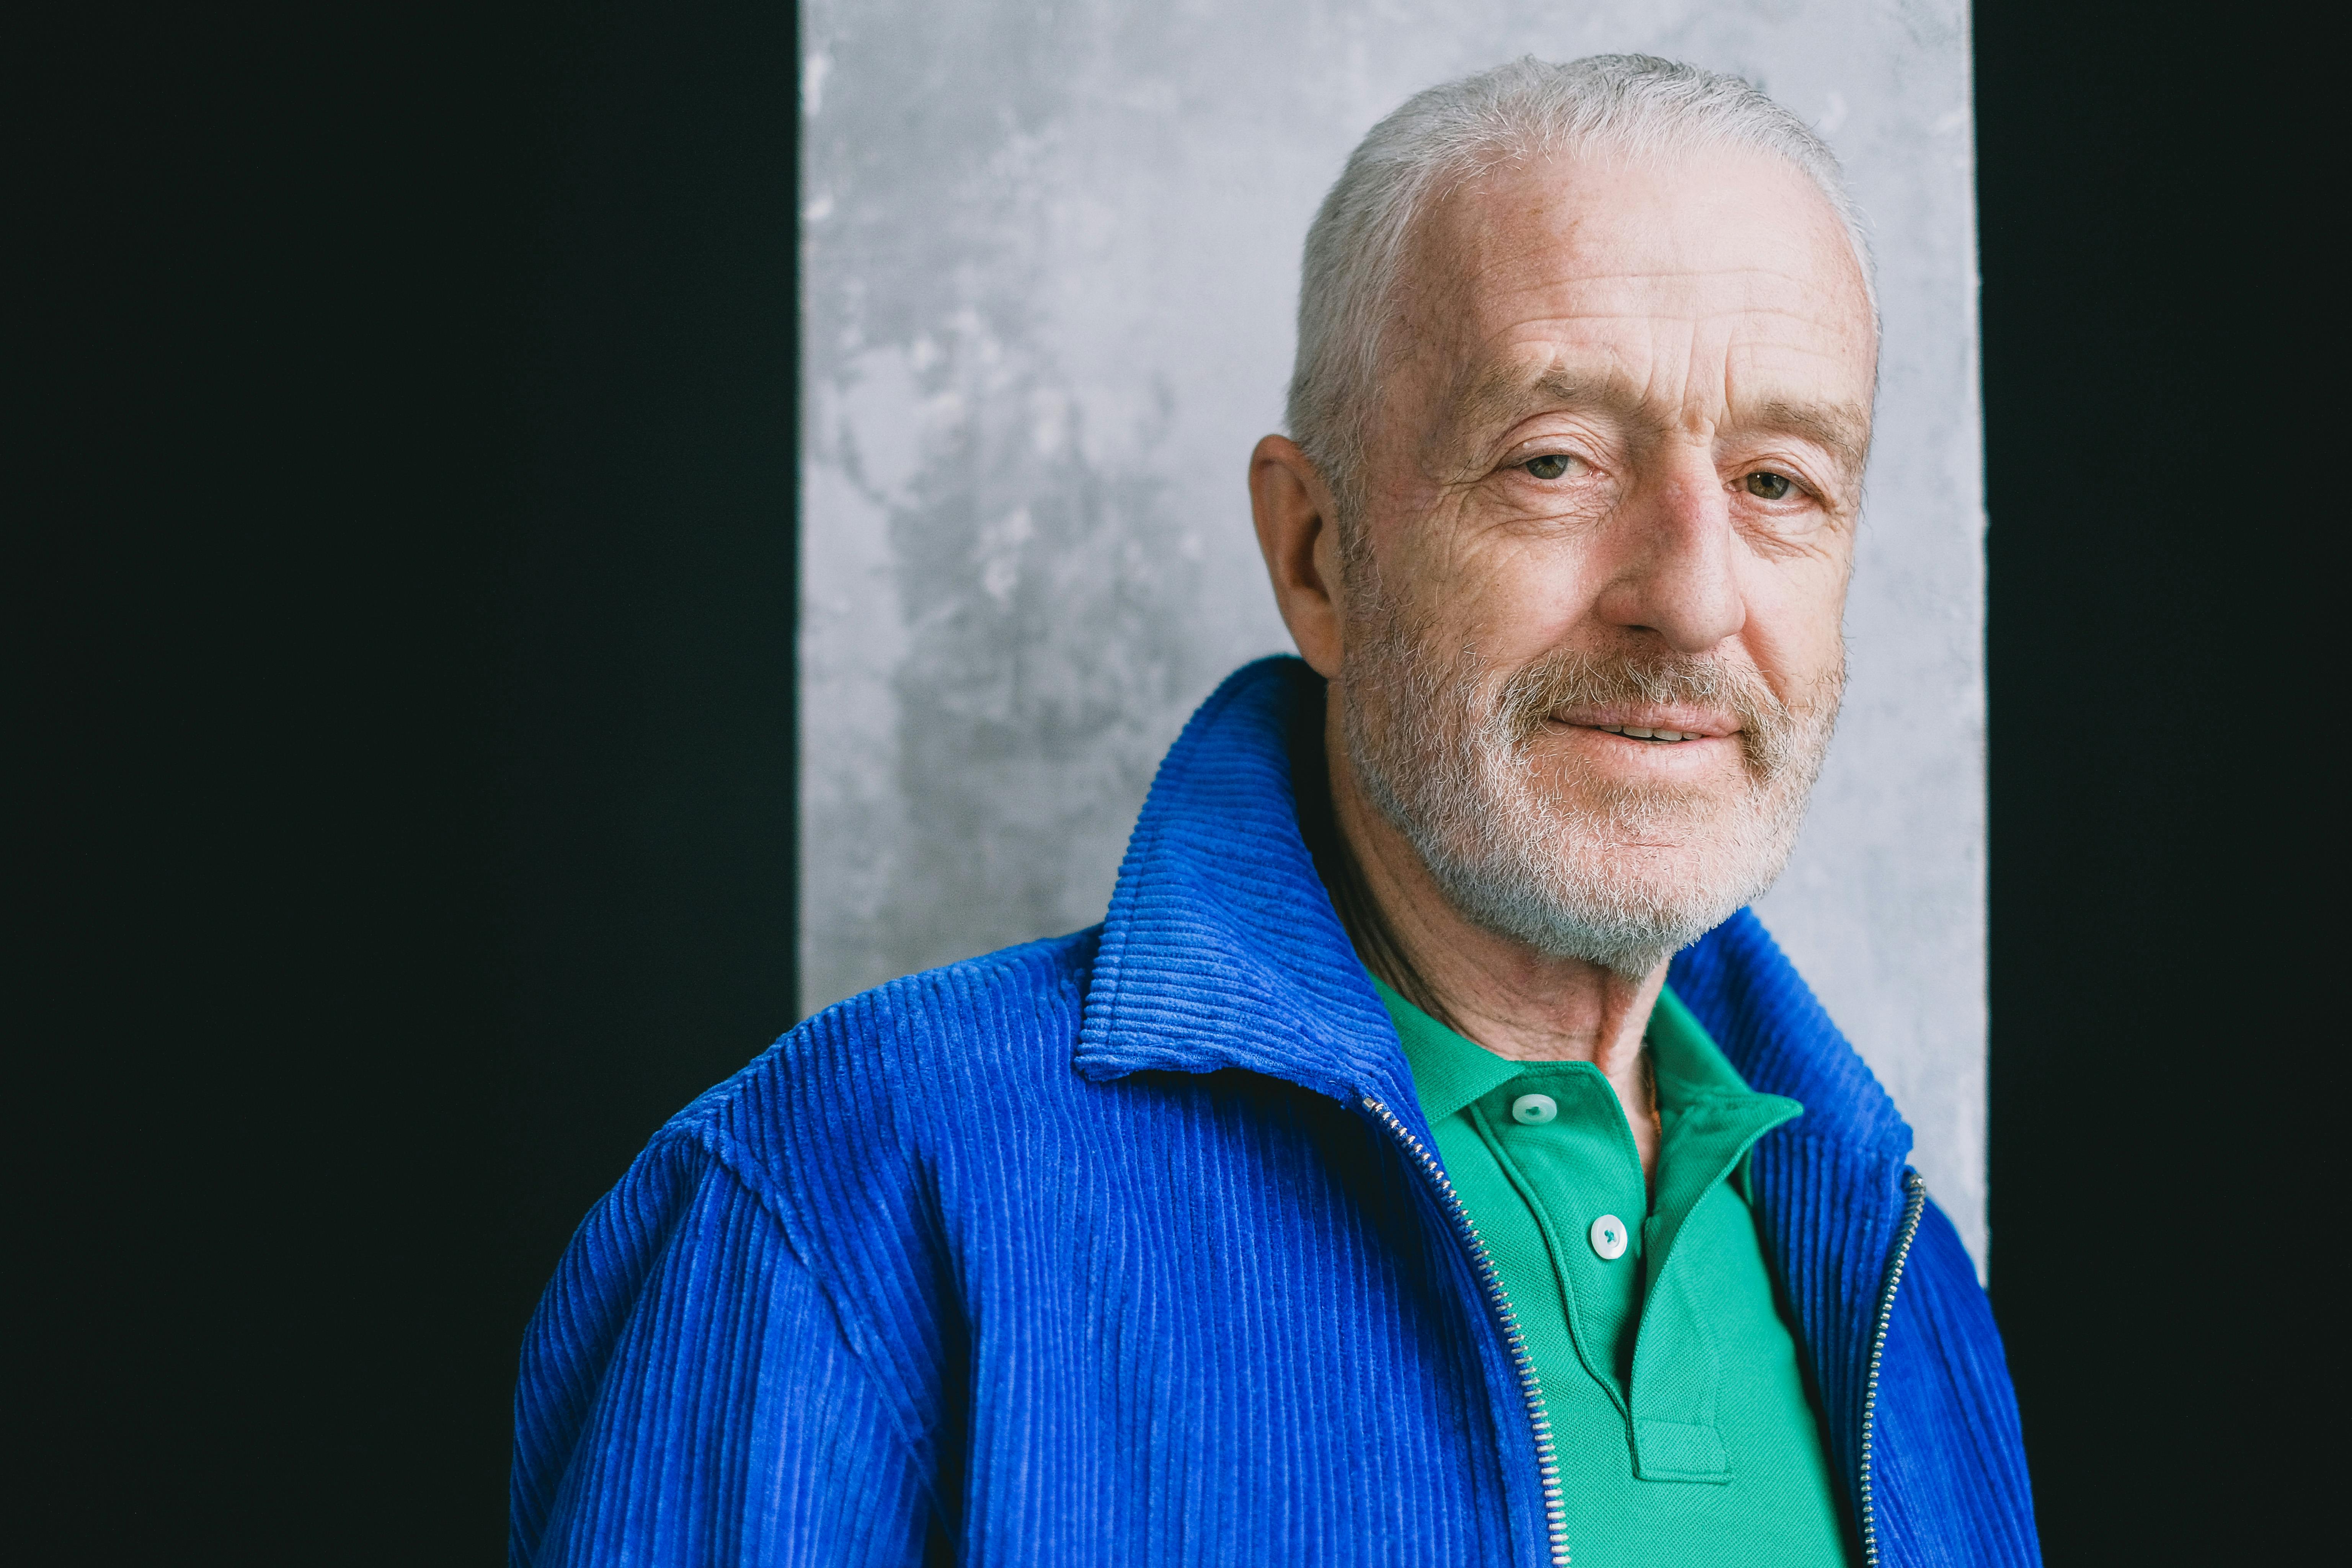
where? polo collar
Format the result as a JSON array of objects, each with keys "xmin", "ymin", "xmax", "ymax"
[
  {"xmin": 1648, "ymin": 983, "xmax": 1751, "ymax": 1099},
  {"xmin": 1366, "ymin": 973, "xmax": 1522, "ymax": 1122}
]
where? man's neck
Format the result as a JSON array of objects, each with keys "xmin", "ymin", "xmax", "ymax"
[{"xmin": 1317, "ymin": 695, "xmax": 1666, "ymax": 1177}]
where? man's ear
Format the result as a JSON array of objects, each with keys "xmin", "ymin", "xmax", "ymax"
[{"xmin": 1249, "ymin": 435, "xmax": 1347, "ymax": 678}]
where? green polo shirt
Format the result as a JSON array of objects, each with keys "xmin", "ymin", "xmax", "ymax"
[{"xmin": 1374, "ymin": 977, "xmax": 1854, "ymax": 1566}]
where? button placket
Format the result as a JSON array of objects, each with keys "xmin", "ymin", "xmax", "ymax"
[{"xmin": 1474, "ymin": 1066, "xmax": 1649, "ymax": 1410}]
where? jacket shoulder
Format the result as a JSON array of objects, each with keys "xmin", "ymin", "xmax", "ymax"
[{"xmin": 658, "ymin": 925, "xmax": 1102, "ymax": 1206}]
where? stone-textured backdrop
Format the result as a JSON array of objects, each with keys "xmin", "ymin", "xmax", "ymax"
[{"xmin": 799, "ymin": 0, "xmax": 1986, "ymax": 1271}]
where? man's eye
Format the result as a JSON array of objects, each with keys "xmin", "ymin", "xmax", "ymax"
[
  {"xmin": 1524, "ymin": 454, "xmax": 1572, "ymax": 480},
  {"xmin": 1744, "ymin": 470, "xmax": 1795, "ymax": 500}
]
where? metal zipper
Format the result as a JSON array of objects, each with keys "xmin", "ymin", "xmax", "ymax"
[
  {"xmin": 1856, "ymin": 1168, "xmax": 1928, "ymax": 1568},
  {"xmin": 1363, "ymin": 1095, "xmax": 1569, "ymax": 1567}
]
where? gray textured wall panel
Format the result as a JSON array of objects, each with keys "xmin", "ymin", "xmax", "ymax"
[{"xmin": 800, "ymin": 0, "xmax": 1987, "ymax": 1271}]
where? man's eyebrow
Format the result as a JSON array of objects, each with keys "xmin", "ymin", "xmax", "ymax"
[
  {"xmin": 1436, "ymin": 364, "xmax": 1644, "ymax": 463},
  {"xmin": 1435, "ymin": 365, "xmax": 1873, "ymax": 480},
  {"xmin": 1745, "ymin": 397, "xmax": 1873, "ymax": 477}
]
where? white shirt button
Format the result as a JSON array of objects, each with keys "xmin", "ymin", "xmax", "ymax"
[
  {"xmin": 1510, "ymin": 1093, "xmax": 1558, "ymax": 1125},
  {"xmin": 1590, "ymin": 1214, "xmax": 1629, "ymax": 1260}
]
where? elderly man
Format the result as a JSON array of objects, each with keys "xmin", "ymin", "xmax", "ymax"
[{"xmin": 513, "ymin": 56, "xmax": 2036, "ymax": 1567}]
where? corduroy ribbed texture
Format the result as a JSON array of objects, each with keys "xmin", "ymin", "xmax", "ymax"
[{"xmin": 513, "ymin": 656, "xmax": 2038, "ymax": 1566}]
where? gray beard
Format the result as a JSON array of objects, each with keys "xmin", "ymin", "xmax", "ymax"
[{"xmin": 1340, "ymin": 592, "xmax": 1841, "ymax": 980}]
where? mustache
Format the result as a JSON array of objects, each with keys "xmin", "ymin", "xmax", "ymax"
[{"xmin": 1489, "ymin": 647, "xmax": 1803, "ymax": 778}]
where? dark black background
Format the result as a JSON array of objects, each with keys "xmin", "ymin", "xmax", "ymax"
[
  {"xmin": 16, "ymin": 1, "xmax": 2322, "ymax": 1560},
  {"xmin": 1975, "ymin": 8, "xmax": 2325, "ymax": 1563}
]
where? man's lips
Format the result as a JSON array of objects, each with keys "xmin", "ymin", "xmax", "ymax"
[{"xmin": 1546, "ymin": 706, "xmax": 1741, "ymax": 745}]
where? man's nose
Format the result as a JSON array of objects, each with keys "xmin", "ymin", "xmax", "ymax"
[{"xmin": 1588, "ymin": 450, "xmax": 1745, "ymax": 653}]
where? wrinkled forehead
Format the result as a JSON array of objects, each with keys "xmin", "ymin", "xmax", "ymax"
[{"xmin": 1391, "ymin": 144, "xmax": 1878, "ymax": 446}]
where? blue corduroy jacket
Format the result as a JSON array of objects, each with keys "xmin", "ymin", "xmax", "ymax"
[{"xmin": 513, "ymin": 657, "xmax": 2039, "ymax": 1566}]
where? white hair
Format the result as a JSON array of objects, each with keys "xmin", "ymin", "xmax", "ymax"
[{"xmin": 1287, "ymin": 54, "xmax": 1876, "ymax": 503}]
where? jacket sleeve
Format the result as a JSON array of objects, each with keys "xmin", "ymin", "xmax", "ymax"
[
  {"xmin": 1874, "ymin": 1198, "xmax": 2043, "ymax": 1568},
  {"xmin": 512, "ymin": 1136, "xmax": 940, "ymax": 1568}
]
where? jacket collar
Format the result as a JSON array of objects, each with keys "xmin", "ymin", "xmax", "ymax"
[
  {"xmin": 1074, "ymin": 656, "xmax": 1912, "ymax": 1167},
  {"xmin": 1074, "ymin": 657, "xmax": 1420, "ymax": 1117}
]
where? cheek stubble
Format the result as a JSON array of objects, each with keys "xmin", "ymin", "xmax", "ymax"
[{"xmin": 1340, "ymin": 588, "xmax": 1841, "ymax": 977}]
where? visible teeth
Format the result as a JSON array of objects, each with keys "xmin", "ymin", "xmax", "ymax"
[
  {"xmin": 1624, "ymin": 726, "xmax": 1655, "ymax": 739},
  {"xmin": 1599, "ymin": 724, "xmax": 1696, "ymax": 742}
]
